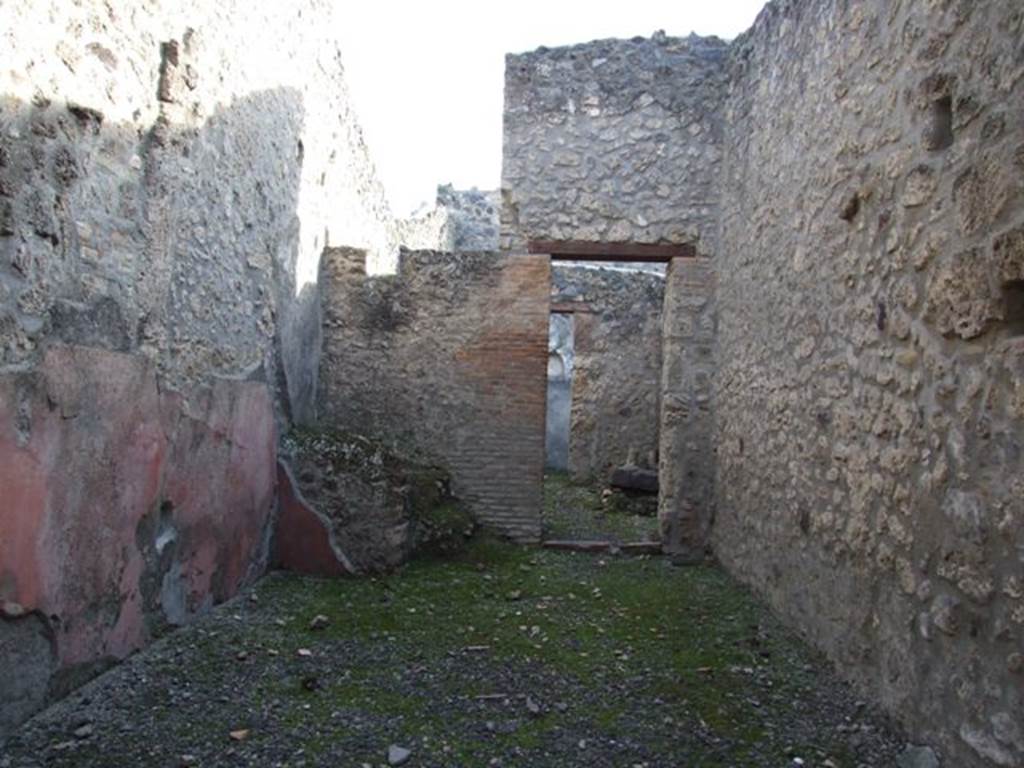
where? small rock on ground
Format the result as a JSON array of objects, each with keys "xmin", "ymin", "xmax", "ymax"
[
  {"xmin": 897, "ymin": 744, "xmax": 940, "ymax": 768},
  {"xmin": 388, "ymin": 744, "xmax": 412, "ymax": 765}
]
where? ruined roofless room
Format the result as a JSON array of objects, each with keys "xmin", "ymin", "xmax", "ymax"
[{"xmin": 1, "ymin": 1, "xmax": 1023, "ymax": 766}]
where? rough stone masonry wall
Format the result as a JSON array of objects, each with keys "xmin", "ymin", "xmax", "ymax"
[
  {"xmin": 394, "ymin": 207, "xmax": 455, "ymax": 253},
  {"xmin": 318, "ymin": 249, "xmax": 549, "ymax": 541},
  {"xmin": 660, "ymin": 256, "xmax": 716, "ymax": 558},
  {"xmin": 502, "ymin": 34, "xmax": 726, "ymax": 556},
  {"xmin": 437, "ymin": 185, "xmax": 500, "ymax": 251},
  {"xmin": 500, "ymin": 33, "xmax": 728, "ymax": 253},
  {"xmin": 552, "ymin": 265, "xmax": 664, "ymax": 480},
  {"xmin": 0, "ymin": 0, "xmax": 405, "ymax": 738},
  {"xmin": 715, "ymin": 1, "xmax": 1024, "ymax": 765},
  {"xmin": 0, "ymin": 0, "xmax": 402, "ymax": 423}
]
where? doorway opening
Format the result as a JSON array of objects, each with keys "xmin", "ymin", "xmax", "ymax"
[{"xmin": 534, "ymin": 240, "xmax": 695, "ymax": 549}]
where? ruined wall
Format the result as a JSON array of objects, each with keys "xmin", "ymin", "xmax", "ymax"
[
  {"xmin": 552, "ymin": 265, "xmax": 663, "ymax": 480},
  {"xmin": 0, "ymin": 345, "xmax": 275, "ymax": 737},
  {"xmin": 395, "ymin": 207, "xmax": 454, "ymax": 253},
  {"xmin": 437, "ymin": 185, "xmax": 500, "ymax": 251},
  {"xmin": 502, "ymin": 34, "xmax": 724, "ymax": 554},
  {"xmin": 0, "ymin": 0, "xmax": 404, "ymax": 736},
  {"xmin": 715, "ymin": 2, "xmax": 1024, "ymax": 765},
  {"xmin": 318, "ymin": 249, "xmax": 549, "ymax": 541},
  {"xmin": 660, "ymin": 257, "xmax": 716, "ymax": 558},
  {"xmin": 0, "ymin": 0, "xmax": 402, "ymax": 423},
  {"xmin": 500, "ymin": 33, "xmax": 728, "ymax": 253}
]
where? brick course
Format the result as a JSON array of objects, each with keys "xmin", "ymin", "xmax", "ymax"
[{"xmin": 318, "ymin": 250, "xmax": 549, "ymax": 540}]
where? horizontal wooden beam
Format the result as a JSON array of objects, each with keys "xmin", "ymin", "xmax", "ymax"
[
  {"xmin": 528, "ymin": 240, "xmax": 696, "ymax": 262},
  {"xmin": 550, "ymin": 302, "xmax": 594, "ymax": 314}
]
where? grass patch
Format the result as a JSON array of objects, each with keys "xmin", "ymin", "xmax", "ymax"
[{"xmin": 241, "ymin": 535, "xmax": 860, "ymax": 765}]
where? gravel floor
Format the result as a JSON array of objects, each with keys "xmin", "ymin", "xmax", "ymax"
[
  {"xmin": 542, "ymin": 472, "xmax": 659, "ymax": 544},
  {"xmin": 1, "ymin": 534, "xmax": 910, "ymax": 768}
]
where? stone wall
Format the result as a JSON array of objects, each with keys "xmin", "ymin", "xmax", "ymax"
[
  {"xmin": 0, "ymin": 0, "xmax": 407, "ymax": 737},
  {"xmin": 552, "ymin": 265, "xmax": 664, "ymax": 480},
  {"xmin": 502, "ymin": 34, "xmax": 724, "ymax": 556},
  {"xmin": 714, "ymin": 1, "xmax": 1024, "ymax": 765},
  {"xmin": 395, "ymin": 207, "xmax": 454, "ymax": 253},
  {"xmin": 0, "ymin": 345, "xmax": 275, "ymax": 737},
  {"xmin": 500, "ymin": 32, "xmax": 728, "ymax": 253},
  {"xmin": 437, "ymin": 185, "xmax": 500, "ymax": 251},
  {"xmin": 659, "ymin": 257, "xmax": 716, "ymax": 558},
  {"xmin": 0, "ymin": 0, "xmax": 406, "ymax": 423},
  {"xmin": 318, "ymin": 249, "xmax": 549, "ymax": 541}
]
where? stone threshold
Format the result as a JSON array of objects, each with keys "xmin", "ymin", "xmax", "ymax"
[{"xmin": 541, "ymin": 540, "xmax": 663, "ymax": 555}]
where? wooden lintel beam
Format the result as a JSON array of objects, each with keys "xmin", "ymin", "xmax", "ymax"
[
  {"xmin": 528, "ymin": 240, "xmax": 696, "ymax": 262},
  {"xmin": 550, "ymin": 302, "xmax": 594, "ymax": 314}
]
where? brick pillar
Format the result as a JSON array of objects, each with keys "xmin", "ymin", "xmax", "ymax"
[{"xmin": 658, "ymin": 256, "xmax": 716, "ymax": 559}]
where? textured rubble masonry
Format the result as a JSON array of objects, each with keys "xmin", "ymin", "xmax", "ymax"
[
  {"xmin": 714, "ymin": 1, "xmax": 1024, "ymax": 766},
  {"xmin": 273, "ymin": 460, "xmax": 353, "ymax": 578},
  {"xmin": 318, "ymin": 249, "xmax": 549, "ymax": 541},
  {"xmin": 551, "ymin": 265, "xmax": 664, "ymax": 481},
  {"xmin": 394, "ymin": 207, "xmax": 454, "ymax": 253},
  {"xmin": 437, "ymin": 185, "xmax": 501, "ymax": 251},
  {"xmin": 0, "ymin": 343, "xmax": 276, "ymax": 739},
  {"xmin": 0, "ymin": 0, "xmax": 410, "ymax": 426},
  {"xmin": 501, "ymin": 35, "xmax": 723, "ymax": 555},
  {"xmin": 0, "ymin": 0, "xmax": 416, "ymax": 736},
  {"xmin": 500, "ymin": 33, "xmax": 728, "ymax": 253},
  {"xmin": 659, "ymin": 257, "xmax": 715, "ymax": 558}
]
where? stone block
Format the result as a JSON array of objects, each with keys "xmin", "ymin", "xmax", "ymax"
[{"xmin": 610, "ymin": 465, "xmax": 660, "ymax": 494}]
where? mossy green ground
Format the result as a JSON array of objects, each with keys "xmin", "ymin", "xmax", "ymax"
[
  {"xmin": 6, "ymin": 529, "xmax": 902, "ymax": 767},
  {"xmin": 543, "ymin": 471, "xmax": 658, "ymax": 543},
  {"xmin": 241, "ymin": 544, "xmax": 880, "ymax": 765}
]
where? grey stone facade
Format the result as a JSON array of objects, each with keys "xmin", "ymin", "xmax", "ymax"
[
  {"xmin": 502, "ymin": 32, "xmax": 722, "ymax": 562},
  {"xmin": 500, "ymin": 33, "xmax": 728, "ymax": 253},
  {"xmin": 437, "ymin": 185, "xmax": 500, "ymax": 251},
  {"xmin": 0, "ymin": 0, "xmax": 413, "ymax": 425},
  {"xmin": 714, "ymin": 2, "xmax": 1024, "ymax": 765},
  {"xmin": 501, "ymin": 5, "xmax": 1024, "ymax": 764}
]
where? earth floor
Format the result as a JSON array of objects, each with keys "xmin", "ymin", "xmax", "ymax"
[
  {"xmin": 541, "ymin": 472, "xmax": 660, "ymax": 544},
  {"xmin": 2, "ymin": 482, "xmax": 910, "ymax": 768}
]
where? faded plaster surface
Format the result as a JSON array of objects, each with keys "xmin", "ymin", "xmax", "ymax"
[
  {"xmin": 715, "ymin": 2, "xmax": 1024, "ymax": 765},
  {"xmin": 0, "ymin": 345, "xmax": 275, "ymax": 739},
  {"xmin": 0, "ymin": 0, "xmax": 412, "ymax": 736}
]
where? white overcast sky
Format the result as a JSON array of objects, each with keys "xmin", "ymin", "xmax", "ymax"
[{"xmin": 334, "ymin": 1, "xmax": 767, "ymax": 215}]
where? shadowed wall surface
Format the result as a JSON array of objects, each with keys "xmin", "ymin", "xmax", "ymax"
[
  {"xmin": 0, "ymin": 0, "xmax": 415, "ymax": 736},
  {"xmin": 318, "ymin": 249, "xmax": 550, "ymax": 542}
]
